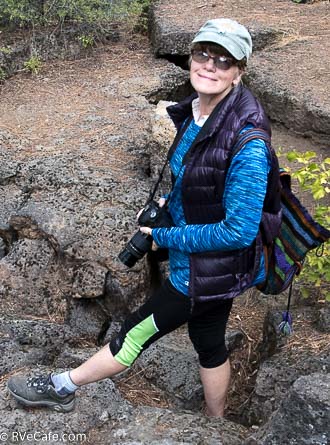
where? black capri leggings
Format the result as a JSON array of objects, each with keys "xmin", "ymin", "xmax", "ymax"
[{"xmin": 110, "ymin": 279, "xmax": 233, "ymax": 369}]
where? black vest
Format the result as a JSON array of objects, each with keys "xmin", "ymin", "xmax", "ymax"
[{"xmin": 167, "ymin": 85, "xmax": 281, "ymax": 301}]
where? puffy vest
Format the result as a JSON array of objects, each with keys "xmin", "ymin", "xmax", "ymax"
[{"xmin": 167, "ymin": 85, "xmax": 281, "ymax": 302}]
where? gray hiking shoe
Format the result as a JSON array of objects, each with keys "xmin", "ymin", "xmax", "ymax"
[{"xmin": 7, "ymin": 373, "xmax": 75, "ymax": 413}]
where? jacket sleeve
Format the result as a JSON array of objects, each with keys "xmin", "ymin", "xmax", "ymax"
[{"xmin": 152, "ymin": 138, "xmax": 271, "ymax": 253}]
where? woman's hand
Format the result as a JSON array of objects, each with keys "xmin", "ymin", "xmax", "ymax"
[
  {"xmin": 136, "ymin": 197, "xmax": 166, "ymax": 221},
  {"xmin": 138, "ymin": 197, "xmax": 166, "ymax": 251},
  {"xmin": 139, "ymin": 227, "xmax": 159, "ymax": 251},
  {"xmin": 158, "ymin": 197, "xmax": 166, "ymax": 208}
]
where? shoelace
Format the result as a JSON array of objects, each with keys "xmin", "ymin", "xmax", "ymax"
[{"xmin": 27, "ymin": 375, "xmax": 52, "ymax": 394}]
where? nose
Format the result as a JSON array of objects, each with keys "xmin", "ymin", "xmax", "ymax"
[{"xmin": 204, "ymin": 57, "xmax": 216, "ymax": 72}]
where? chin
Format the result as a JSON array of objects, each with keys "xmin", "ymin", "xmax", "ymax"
[
  {"xmin": 195, "ymin": 86, "xmax": 228, "ymax": 97},
  {"xmin": 192, "ymin": 78, "xmax": 227, "ymax": 96}
]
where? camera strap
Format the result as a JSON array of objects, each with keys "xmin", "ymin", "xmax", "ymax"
[
  {"xmin": 148, "ymin": 93, "xmax": 230, "ymax": 204},
  {"xmin": 147, "ymin": 116, "xmax": 193, "ymax": 204}
]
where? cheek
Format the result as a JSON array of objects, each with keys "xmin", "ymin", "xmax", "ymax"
[
  {"xmin": 230, "ymin": 67, "xmax": 241, "ymax": 82},
  {"xmin": 189, "ymin": 67, "xmax": 200, "ymax": 86},
  {"xmin": 215, "ymin": 71, "xmax": 238, "ymax": 86},
  {"xmin": 189, "ymin": 60, "xmax": 199, "ymax": 75}
]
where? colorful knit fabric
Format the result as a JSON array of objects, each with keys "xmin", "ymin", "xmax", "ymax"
[
  {"xmin": 258, "ymin": 170, "xmax": 330, "ymax": 295},
  {"xmin": 153, "ymin": 121, "xmax": 270, "ymax": 296}
]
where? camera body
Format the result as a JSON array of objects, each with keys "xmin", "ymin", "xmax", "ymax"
[{"xmin": 118, "ymin": 200, "xmax": 173, "ymax": 268}]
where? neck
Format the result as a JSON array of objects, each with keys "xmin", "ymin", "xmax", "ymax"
[{"xmin": 198, "ymin": 86, "xmax": 234, "ymax": 116}]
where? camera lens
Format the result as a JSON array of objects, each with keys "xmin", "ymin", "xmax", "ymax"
[{"xmin": 118, "ymin": 231, "xmax": 153, "ymax": 268}]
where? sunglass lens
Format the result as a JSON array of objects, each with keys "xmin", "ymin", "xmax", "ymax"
[
  {"xmin": 191, "ymin": 51, "xmax": 234, "ymax": 71},
  {"xmin": 214, "ymin": 57, "xmax": 232, "ymax": 71},
  {"xmin": 192, "ymin": 51, "xmax": 208, "ymax": 63}
]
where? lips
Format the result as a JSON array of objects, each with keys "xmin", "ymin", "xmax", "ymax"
[{"xmin": 198, "ymin": 73, "xmax": 217, "ymax": 81}]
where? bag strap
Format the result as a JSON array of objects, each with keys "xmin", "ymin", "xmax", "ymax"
[{"xmin": 230, "ymin": 128, "xmax": 271, "ymax": 161}]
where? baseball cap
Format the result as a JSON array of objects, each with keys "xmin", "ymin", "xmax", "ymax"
[{"xmin": 192, "ymin": 18, "xmax": 252, "ymax": 61}]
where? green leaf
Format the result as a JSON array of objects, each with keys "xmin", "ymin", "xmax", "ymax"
[
  {"xmin": 313, "ymin": 188, "xmax": 325, "ymax": 200},
  {"xmin": 300, "ymin": 287, "xmax": 310, "ymax": 299},
  {"xmin": 287, "ymin": 152, "xmax": 298, "ymax": 162},
  {"xmin": 308, "ymin": 163, "xmax": 319, "ymax": 171}
]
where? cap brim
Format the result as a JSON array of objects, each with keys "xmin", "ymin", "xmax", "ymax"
[{"xmin": 192, "ymin": 32, "xmax": 246, "ymax": 60}]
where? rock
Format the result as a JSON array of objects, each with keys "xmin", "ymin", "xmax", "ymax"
[
  {"xmin": 137, "ymin": 330, "xmax": 202, "ymax": 409},
  {"xmin": 245, "ymin": 351, "xmax": 330, "ymax": 426},
  {"xmin": 96, "ymin": 405, "xmax": 249, "ymax": 445},
  {"xmin": 65, "ymin": 298, "xmax": 110, "ymax": 342},
  {"xmin": 245, "ymin": 373, "xmax": 330, "ymax": 445},
  {"xmin": 1, "ymin": 365, "xmax": 248, "ymax": 445},
  {"xmin": 0, "ymin": 367, "xmax": 129, "ymax": 445},
  {"xmin": 226, "ymin": 330, "xmax": 245, "ymax": 352},
  {"xmin": 245, "ymin": 56, "xmax": 330, "ymax": 146},
  {"xmin": 146, "ymin": 63, "xmax": 191, "ymax": 104},
  {"xmin": 101, "ymin": 321, "xmax": 122, "ymax": 345},
  {"xmin": 0, "ymin": 339, "xmax": 47, "ymax": 377},
  {"xmin": 258, "ymin": 310, "xmax": 289, "ymax": 359},
  {"xmin": 0, "ymin": 41, "xmax": 30, "ymax": 79},
  {"xmin": 54, "ymin": 346, "xmax": 99, "ymax": 369},
  {"xmin": 149, "ymin": 6, "xmax": 282, "ymax": 57},
  {"xmin": 0, "ymin": 52, "xmax": 189, "ymax": 322},
  {"xmin": 71, "ymin": 261, "xmax": 108, "ymax": 299},
  {"xmin": 0, "ymin": 238, "xmax": 6, "ymax": 259},
  {"xmin": 0, "ymin": 238, "xmax": 69, "ymax": 318},
  {"xmin": 0, "ymin": 317, "xmax": 74, "ymax": 376},
  {"xmin": 149, "ymin": 4, "xmax": 195, "ymax": 57},
  {"xmin": 151, "ymin": 100, "xmax": 177, "ymax": 150},
  {"xmin": 149, "ymin": 100, "xmax": 177, "ymax": 192},
  {"xmin": 315, "ymin": 305, "xmax": 330, "ymax": 333}
]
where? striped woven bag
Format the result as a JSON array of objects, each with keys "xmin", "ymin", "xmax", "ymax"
[
  {"xmin": 232, "ymin": 129, "xmax": 330, "ymax": 334},
  {"xmin": 257, "ymin": 170, "xmax": 330, "ymax": 295}
]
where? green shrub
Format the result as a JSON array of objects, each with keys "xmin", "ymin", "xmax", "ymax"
[
  {"xmin": 0, "ymin": 0, "xmax": 44, "ymax": 27},
  {"xmin": 0, "ymin": 46, "xmax": 12, "ymax": 54},
  {"xmin": 0, "ymin": 66, "xmax": 6, "ymax": 81},
  {"xmin": 77, "ymin": 34, "xmax": 94, "ymax": 48},
  {"xmin": 0, "ymin": 0, "xmax": 151, "ymax": 34},
  {"xmin": 284, "ymin": 151, "xmax": 330, "ymax": 301},
  {"xmin": 23, "ymin": 55, "xmax": 42, "ymax": 74}
]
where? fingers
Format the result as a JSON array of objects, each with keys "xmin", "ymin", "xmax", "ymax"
[
  {"xmin": 158, "ymin": 197, "xmax": 166, "ymax": 208},
  {"xmin": 139, "ymin": 227, "xmax": 159, "ymax": 250},
  {"xmin": 136, "ymin": 209, "xmax": 144, "ymax": 221},
  {"xmin": 151, "ymin": 241, "xmax": 159, "ymax": 251},
  {"xmin": 140, "ymin": 226, "xmax": 152, "ymax": 236}
]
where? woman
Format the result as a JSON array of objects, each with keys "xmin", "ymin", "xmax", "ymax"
[{"xmin": 7, "ymin": 18, "xmax": 281, "ymax": 417}]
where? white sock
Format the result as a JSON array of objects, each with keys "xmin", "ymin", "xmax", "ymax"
[{"xmin": 51, "ymin": 371, "xmax": 79, "ymax": 395}]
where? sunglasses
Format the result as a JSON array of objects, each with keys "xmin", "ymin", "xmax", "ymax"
[{"xmin": 191, "ymin": 50, "xmax": 235, "ymax": 71}]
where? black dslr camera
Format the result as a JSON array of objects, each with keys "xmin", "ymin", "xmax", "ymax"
[{"xmin": 118, "ymin": 200, "xmax": 173, "ymax": 268}]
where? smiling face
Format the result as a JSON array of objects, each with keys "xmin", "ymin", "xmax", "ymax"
[{"xmin": 190, "ymin": 43, "xmax": 244, "ymax": 108}]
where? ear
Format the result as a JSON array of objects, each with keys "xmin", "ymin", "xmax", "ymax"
[
  {"xmin": 232, "ymin": 74, "xmax": 242, "ymax": 87},
  {"xmin": 232, "ymin": 68, "xmax": 244, "ymax": 86}
]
